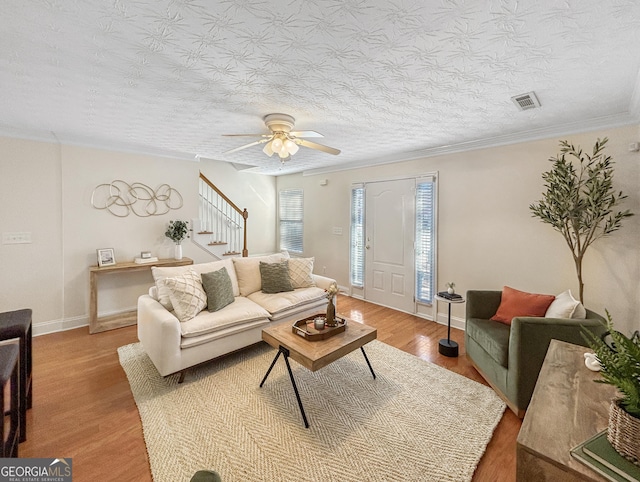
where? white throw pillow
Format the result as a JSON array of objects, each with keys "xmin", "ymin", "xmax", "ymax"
[
  {"xmin": 288, "ymin": 257, "xmax": 316, "ymax": 288},
  {"xmin": 163, "ymin": 269, "xmax": 207, "ymax": 322},
  {"xmin": 151, "ymin": 264, "xmax": 194, "ymax": 311},
  {"xmin": 152, "ymin": 259, "xmax": 240, "ymax": 310},
  {"xmin": 233, "ymin": 253, "xmax": 287, "ymax": 296},
  {"xmin": 545, "ymin": 290, "xmax": 585, "ymax": 319}
]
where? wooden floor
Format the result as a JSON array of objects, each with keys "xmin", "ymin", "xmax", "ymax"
[{"xmin": 21, "ymin": 295, "xmax": 521, "ymax": 481}]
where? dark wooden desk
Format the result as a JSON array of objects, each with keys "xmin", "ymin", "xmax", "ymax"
[
  {"xmin": 89, "ymin": 257, "xmax": 193, "ymax": 334},
  {"xmin": 516, "ymin": 339, "xmax": 617, "ymax": 481}
]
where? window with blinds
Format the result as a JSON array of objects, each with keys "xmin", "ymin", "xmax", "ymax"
[
  {"xmin": 415, "ymin": 180, "xmax": 435, "ymax": 304},
  {"xmin": 279, "ymin": 189, "xmax": 303, "ymax": 254},
  {"xmin": 350, "ymin": 186, "xmax": 364, "ymax": 287}
]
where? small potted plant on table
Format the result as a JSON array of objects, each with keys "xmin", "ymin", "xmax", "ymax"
[
  {"xmin": 585, "ymin": 313, "xmax": 640, "ymax": 465},
  {"xmin": 165, "ymin": 220, "xmax": 189, "ymax": 260}
]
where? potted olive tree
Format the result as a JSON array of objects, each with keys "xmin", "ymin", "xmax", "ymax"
[
  {"xmin": 584, "ymin": 315, "xmax": 640, "ymax": 465},
  {"xmin": 530, "ymin": 138, "xmax": 633, "ymax": 303}
]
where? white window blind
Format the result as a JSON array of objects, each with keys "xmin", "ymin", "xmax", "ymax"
[
  {"xmin": 415, "ymin": 180, "xmax": 435, "ymax": 304},
  {"xmin": 350, "ymin": 185, "xmax": 364, "ymax": 287},
  {"xmin": 279, "ymin": 189, "xmax": 303, "ymax": 253}
]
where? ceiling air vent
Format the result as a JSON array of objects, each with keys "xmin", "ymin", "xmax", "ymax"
[{"xmin": 511, "ymin": 92, "xmax": 541, "ymax": 111}]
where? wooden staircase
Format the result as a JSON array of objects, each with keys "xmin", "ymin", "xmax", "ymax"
[{"xmin": 193, "ymin": 172, "xmax": 248, "ymax": 259}]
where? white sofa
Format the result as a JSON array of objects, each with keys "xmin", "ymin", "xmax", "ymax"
[{"xmin": 137, "ymin": 252, "xmax": 336, "ymax": 379}]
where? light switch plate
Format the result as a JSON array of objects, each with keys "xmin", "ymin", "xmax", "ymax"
[{"xmin": 2, "ymin": 232, "xmax": 32, "ymax": 244}]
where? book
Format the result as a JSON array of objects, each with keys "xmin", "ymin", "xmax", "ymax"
[
  {"xmin": 571, "ymin": 430, "xmax": 640, "ymax": 482},
  {"xmin": 437, "ymin": 291, "xmax": 463, "ymax": 300},
  {"xmin": 134, "ymin": 256, "xmax": 159, "ymax": 264}
]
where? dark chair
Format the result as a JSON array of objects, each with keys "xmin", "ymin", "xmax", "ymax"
[
  {"xmin": 465, "ymin": 290, "xmax": 606, "ymax": 417},
  {"xmin": 0, "ymin": 309, "xmax": 33, "ymax": 442},
  {"xmin": 0, "ymin": 344, "xmax": 20, "ymax": 457}
]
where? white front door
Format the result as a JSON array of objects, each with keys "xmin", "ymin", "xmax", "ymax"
[{"xmin": 364, "ymin": 178, "xmax": 415, "ymax": 313}]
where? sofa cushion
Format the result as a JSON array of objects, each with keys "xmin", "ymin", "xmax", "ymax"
[
  {"xmin": 179, "ymin": 296, "xmax": 270, "ymax": 338},
  {"xmin": 248, "ymin": 286, "xmax": 327, "ymax": 316},
  {"xmin": 164, "ymin": 269, "xmax": 208, "ymax": 322},
  {"xmin": 152, "ymin": 259, "xmax": 239, "ymax": 310},
  {"xmin": 260, "ymin": 261, "xmax": 294, "ymax": 293},
  {"xmin": 490, "ymin": 286, "xmax": 555, "ymax": 325},
  {"xmin": 466, "ymin": 317, "xmax": 511, "ymax": 367},
  {"xmin": 233, "ymin": 253, "xmax": 288, "ymax": 296},
  {"xmin": 545, "ymin": 289, "xmax": 585, "ymax": 319},
  {"xmin": 201, "ymin": 267, "xmax": 235, "ymax": 313},
  {"xmin": 288, "ymin": 257, "xmax": 316, "ymax": 288}
]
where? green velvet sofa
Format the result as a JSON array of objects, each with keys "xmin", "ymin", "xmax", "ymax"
[{"xmin": 465, "ymin": 290, "xmax": 606, "ymax": 417}]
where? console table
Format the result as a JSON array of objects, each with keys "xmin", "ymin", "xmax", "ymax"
[
  {"xmin": 89, "ymin": 257, "xmax": 193, "ymax": 334},
  {"xmin": 516, "ymin": 339, "xmax": 617, "ymax": 481}
]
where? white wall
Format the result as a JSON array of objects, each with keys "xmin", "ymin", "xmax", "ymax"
[
  {"xmin": 276, "ymin": 125, "xmax": 640, "ymax": 334},
  {"xmin": 0, "ymin": 136, "xmax": 277, "ymax": 333}
]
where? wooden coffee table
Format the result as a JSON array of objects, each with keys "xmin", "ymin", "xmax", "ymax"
[{"xmin": 260, "ymin": 317, "xmax": 377, "ymax": 428}]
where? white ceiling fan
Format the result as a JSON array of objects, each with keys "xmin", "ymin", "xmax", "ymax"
[{"xmin": 222, "ymin": 114, "xmax": 341, "ymax": 162}]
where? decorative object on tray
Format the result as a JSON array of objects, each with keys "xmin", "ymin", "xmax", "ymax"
[
  {"xmin": 292, "ymin": 315, "xmax": 346, "ymax": 341},
  {"xmin": 314, "ymin": 317, "xmax": 325, "ymax": 331},
  {"xmin": 165, "ymin": 220, "xmax": 190, "ymax": 260},
  {"xmin": 325, "ymin": 282, "xmax": 339, "ymax": 326},
  {"xmin": 584, "ymin": 312, "xmax": 640, "ymax": 465},
  {"xmin": 445, "ymin": 281, "xmax": 456, "ymax": 294}
]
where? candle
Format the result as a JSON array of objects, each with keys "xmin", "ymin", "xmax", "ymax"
[{"xmin": 314, "ymin": 317, "xmax": 326, "ymax": 330}]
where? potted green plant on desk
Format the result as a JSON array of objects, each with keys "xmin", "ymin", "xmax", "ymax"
[
  {"xmin": 585, "ymin": 314, "xmax": 640, "ymax": 465},
  {"xmin": 165, "ymin": 220, "xmax": 189, "ymax": 260}
]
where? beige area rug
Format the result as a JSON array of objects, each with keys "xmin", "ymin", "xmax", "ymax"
[{"xmin": 118, "ymin": 340, "xmax": 505, "ymax": 482}]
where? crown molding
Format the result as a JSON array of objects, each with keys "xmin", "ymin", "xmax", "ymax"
[
  {"xmin": 302, "ymin": 112, "xmax": 640, "ymax": 177},
  {"xmin": 0, "ymin": 125, "xmax": 199, "ymax": 162}
]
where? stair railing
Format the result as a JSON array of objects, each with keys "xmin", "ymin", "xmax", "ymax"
[{"xmin": 198, "ymin": 172, "xmax": 248, "ymax": 257}]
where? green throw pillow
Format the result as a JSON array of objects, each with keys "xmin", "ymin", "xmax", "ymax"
[
  {"xmin": 201, "ymin": 267, "xmax": 235, "ymax": 312},
  {"xmin": 259, "ymin": 261, "xmax": 294, "ymax": 294}
]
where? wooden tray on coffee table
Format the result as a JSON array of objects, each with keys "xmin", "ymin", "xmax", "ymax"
[{"xmin": 292, "ymin": 315, "xmax": 347, "ymax": 341}]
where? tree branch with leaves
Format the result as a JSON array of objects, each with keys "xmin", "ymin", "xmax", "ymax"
[{"xmin": 529, "ymin": 138, "xmax": 633, "ymax": 303}]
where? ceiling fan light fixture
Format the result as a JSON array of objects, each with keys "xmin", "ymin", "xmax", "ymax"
[
  {"xmin": 263, "ymin": 141, "xmax": 274, "ymax": 157},
  {"xmin": 271, "ymin": 136, "xmax": 284, "ymax": 152},
  {"xmin": 284, "ymin": 139, "xmax": 299, "ymax": 155},
  {"xmin": 223, "ymin": 113, "xmax": 340, "ymax": 161}
]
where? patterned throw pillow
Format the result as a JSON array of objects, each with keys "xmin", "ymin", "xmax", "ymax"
[
  {"xmin": 164, "ymin": 269, "xmax": 207, "ymax": 322},
  {"xmin": 288, "ymin": 257, "xmax": 316, "ymax": 289},
  {"xmin": 259, "ymin": 261, "xmax": 294, "ymax": 294},
  {"xmin": 201, "ymin": 267, "xmax": 235, "ymax": 312}
]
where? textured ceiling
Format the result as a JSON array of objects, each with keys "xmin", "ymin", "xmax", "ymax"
[{"xmin": 1, "ymin": 0, "xmax": 639, "ymax": 176}]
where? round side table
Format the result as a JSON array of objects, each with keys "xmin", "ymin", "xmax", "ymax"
[{"xmin": 435, "ymin": 295, "xmax": 466, "ymax": 357}]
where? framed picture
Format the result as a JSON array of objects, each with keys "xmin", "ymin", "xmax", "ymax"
[{"xmin": 97, "ymin": 248, "xmax": 116, "ymax": 267}]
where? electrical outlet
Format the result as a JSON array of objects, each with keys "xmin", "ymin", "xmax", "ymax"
[{"xmin": 2, "ymin": 232, "xmax": 32, "ymax": 244}]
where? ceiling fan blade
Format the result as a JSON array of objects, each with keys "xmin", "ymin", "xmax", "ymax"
[
  {"xmin": 222, "ymin": 134, "xmax": 270, "ymax": 138},
  {"xmin": 297, "ymin": 139, "xmax": 341, "ymax": 155},
  {"xmin": 290, "ymin": 130, "xmax": 323, "ymax": 138},
  {"xmin": 223, "ymin": 139, "xmax": 268, "ymax": 155}
]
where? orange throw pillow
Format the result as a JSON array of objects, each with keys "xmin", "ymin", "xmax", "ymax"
[{"xmin": 490, "ymin": 286, "xmax": 555, "ymax": 325}]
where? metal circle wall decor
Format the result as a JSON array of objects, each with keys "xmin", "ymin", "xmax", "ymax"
[{"xmin": 91, "ymin": 180, "xmax": 183, "ymax": 217}]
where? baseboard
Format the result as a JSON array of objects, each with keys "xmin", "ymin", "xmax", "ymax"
[
  {"xmin": 33, "ymin": 306, "xmax": 137, "ymax": 337},
  {"xmin": 436, "ymin": 312, "xmax": 466, "ymax": 331},
  {"xmin": 33, "ymin": 315, "xmax": 88, "ymax": 336}
]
